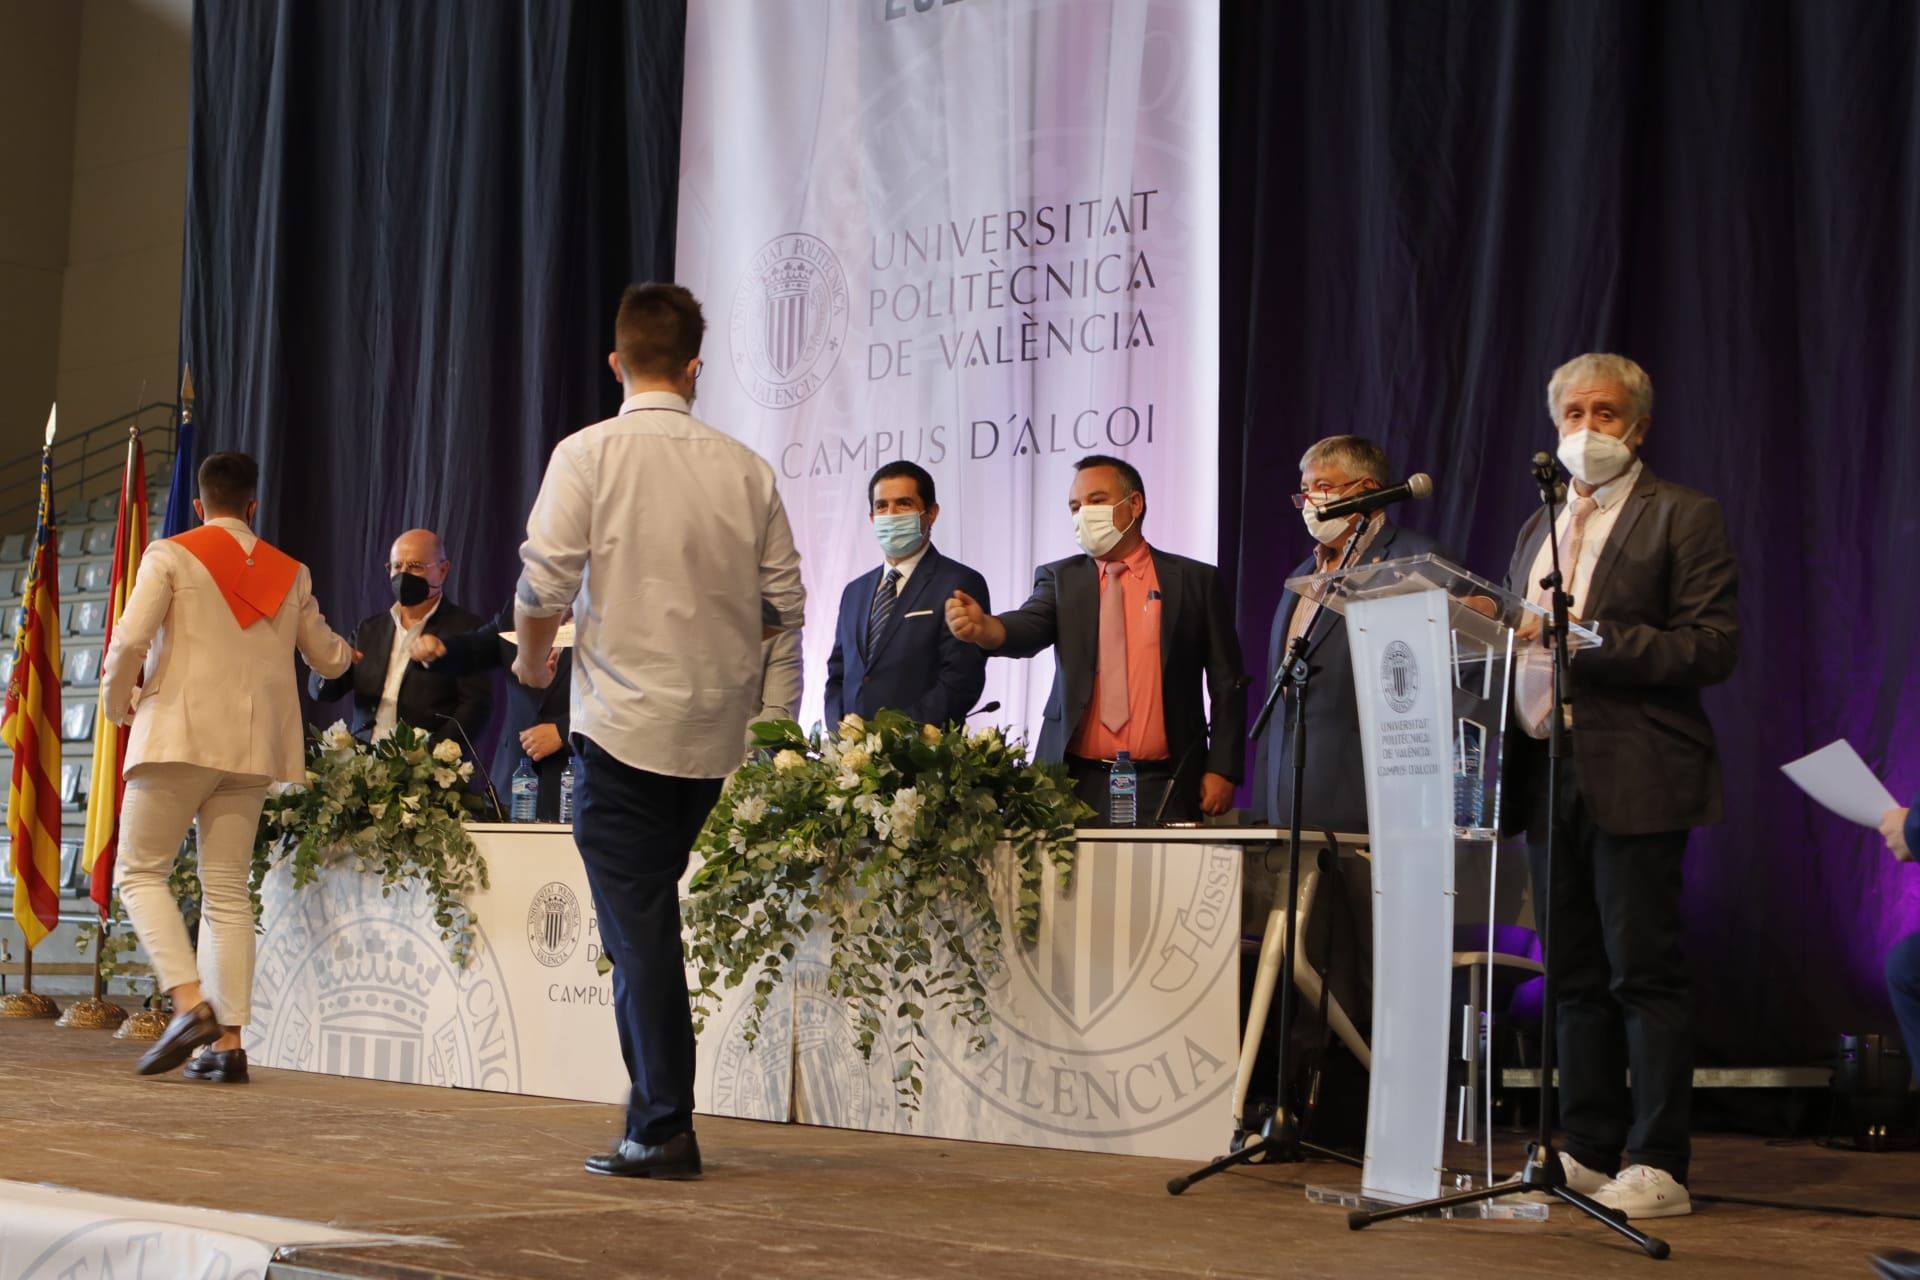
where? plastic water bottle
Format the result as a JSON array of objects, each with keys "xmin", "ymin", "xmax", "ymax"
[
  {"xmin": 559, "ymin": 760, "xmax": 575, "ymax": 824},
  {"xmin": 510, "ymin": 756, "xmax": 538, "ymax": 822},
  {"xmin": 1453, "ymin": 732, "xmax": 1485, "ymax": 831},
  {"xmin": 1108, "ymin": 751, "xmax": 1138, "ymax": 827}
]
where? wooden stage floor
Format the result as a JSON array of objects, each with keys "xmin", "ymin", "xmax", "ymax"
[{"xmin": 1, "ymin": 1019, "xmax": 1915, "ymax": 1278}]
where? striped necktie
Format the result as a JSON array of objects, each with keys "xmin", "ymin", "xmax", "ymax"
[{"xmin": 867, "ymin": 567, "xmax": 902, "ymax": 659}]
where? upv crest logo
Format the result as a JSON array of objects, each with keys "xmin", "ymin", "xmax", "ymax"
[
  {"xmin": 730, "ymin": 232, "xmax": 849, "ymax": 409},
  {"xmin": 931, "ymin": 842, "xmax": 1240, "ymax": 1140}
]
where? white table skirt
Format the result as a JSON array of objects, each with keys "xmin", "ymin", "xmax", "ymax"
[{"xmin": 245, "ymin": 824, "xmax": 1243, "ymax": 1160}]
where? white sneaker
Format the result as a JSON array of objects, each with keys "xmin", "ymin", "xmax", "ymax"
[
  {"xmin": 1516, "ymin": 1151, "xmax": 1610, "ymax": 1201},
  {"xmin": 1592, "ymin": 1164, "xmax": 1692, "ymax": 1218}
]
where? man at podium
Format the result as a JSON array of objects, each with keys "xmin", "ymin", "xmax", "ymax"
[
  {"xmin": 1253, "ymin": 435, "xmax": 1444, "ymax": 833},
  {"xmin": 1501, "ymin": 352, "xmax": 1739, "ymax": 1219}
]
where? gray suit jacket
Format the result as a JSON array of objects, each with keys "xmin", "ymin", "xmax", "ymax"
[
  {"xmin": 997, "ymin": 546, "xmax": 1247, "ymax": 783},
  {"xmin": 1499, "ymin": 464, "xmax": 1740, "ymax": 838}
]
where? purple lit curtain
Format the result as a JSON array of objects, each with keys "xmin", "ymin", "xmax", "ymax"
[{"xmin": 1221, "ymin": 0, "xmax": 1920, "ymax": 1065}]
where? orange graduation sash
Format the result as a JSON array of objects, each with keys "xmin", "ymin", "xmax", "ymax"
[{"xmin": 171, "ymin": 525, "xmax": 301, "ymax": 629}]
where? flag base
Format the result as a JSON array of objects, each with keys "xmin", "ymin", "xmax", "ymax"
[
  {"xmin": 0, "ymin": 991, "xmax": 60, "ymax": 1019},
  {"xmin": 114, "ymin": 1006, "xmax": 169, "ymax": 1041},
  {"xmin": 57, "ymin": 997, "xmax": 128, "ymax": 1030}
]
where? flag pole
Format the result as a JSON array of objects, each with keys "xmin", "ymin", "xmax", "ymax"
[{"xmin": 1, "ymin": 406, "xmax": 63, "ymax": 1019}]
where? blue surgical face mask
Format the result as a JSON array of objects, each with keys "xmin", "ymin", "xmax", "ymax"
[{"xmin": 873, "ymin": 511, "xmax": 926, "ymax": 559}]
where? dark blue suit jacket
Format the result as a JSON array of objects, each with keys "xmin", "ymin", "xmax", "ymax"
[
  {"xmin": 825, "ymin": 544, "xmax": 990, "ymax": 728},
  {"xmin": 1252, "ymin": 520, "xmax": 1445, "ymax": 833}
]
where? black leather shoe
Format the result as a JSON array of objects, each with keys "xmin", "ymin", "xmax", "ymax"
[
  {"xmin": 183, "ymin": 1047, "xmax": 249, "ymax": 1083},
  {"xmin": 135, "ymin": 1002, "xmax": 221, "ymax": 1076},
  {"xmin": 1874, "ymin": 1251, "xmax": 1920, "ymax": 1280},
  {"xmin": 584, "ymin": 1131, "xmax": 702, "ymax": 1179}
]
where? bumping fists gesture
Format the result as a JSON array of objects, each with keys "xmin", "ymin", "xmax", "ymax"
[{"xmin": 946, "ymin": 590, "xmax": 1005, "ymax": 650}]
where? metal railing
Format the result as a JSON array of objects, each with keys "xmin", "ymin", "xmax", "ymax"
[{"xmin": 0, "ymin": 403, "xmax": 181, "ymax": 531}]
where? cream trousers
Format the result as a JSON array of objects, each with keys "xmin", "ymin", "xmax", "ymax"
[{"xmin": 117, "ymin": 762, "xmax": 270, "ymax": 1026}]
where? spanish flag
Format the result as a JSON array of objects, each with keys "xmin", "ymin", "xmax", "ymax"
[
  {"xmin": 82, "ymin": 430, "xmax": 148, "ymax": 916},
  {"xmin": 5, "ymin": 409, "xmax": 63, "ymax": 947}
]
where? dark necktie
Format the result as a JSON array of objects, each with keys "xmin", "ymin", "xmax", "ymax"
[{"xmin": 867, "ymin": 567, "xmax": 902, "ymax": 659}]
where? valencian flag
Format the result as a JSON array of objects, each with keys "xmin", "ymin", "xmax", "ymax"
[
  {"xmin": 81, "ymin": 429, "xmax": 149, "ymax": 915},
  {"xmin": 5, "ymin": 407, "xmax": 63, "ymax": 947}
]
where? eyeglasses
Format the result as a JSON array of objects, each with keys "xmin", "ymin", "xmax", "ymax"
[
  {"xmin": 1289, "ymin": 479, "xmax": 1363, "ymax": 510},
  {"xmin": 387, "ymin": 560, "xmax": 446, "ymax": 575}
]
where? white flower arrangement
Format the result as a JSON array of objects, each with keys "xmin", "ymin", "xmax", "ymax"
[
  {"xmin": 685, "ymin": 709, "xmax": 1090, "ymax": 1106},
  {"xmin": 252, "ymin": 720, "xmax": 491, "ymax": 963}
]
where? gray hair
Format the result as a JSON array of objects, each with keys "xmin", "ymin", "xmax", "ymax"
[
  {"xmin": 1298, "ymin": 435, "xmax": 1391, "ymax": 485},
  {"xmin": 1546, "ymin": 353, "xmax": 1653, "ymax": 424}
]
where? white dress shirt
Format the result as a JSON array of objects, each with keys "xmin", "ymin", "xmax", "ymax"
[
  {"xmin": 881, "ymin": 540, "xmax": 932, "ymax": 586},
  {"xmin": 1521, "ymin": 459, "xmax": 1642, "ymax": 619},
  {"xmin": 373, "ymin": 599, "xmax": 441, "ymax": 740},
  {"xmin": 517, "ymin": 391, "xmax": 806, "ymax": 779}
]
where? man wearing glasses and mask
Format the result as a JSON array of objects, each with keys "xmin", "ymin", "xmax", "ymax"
[
  {"xmin": 1252, "ymin": 436, "xmax": 1445, "ymax": 834},
  {"xmin": 308, "ymin": 528, "xmax": 491, "ymax": 746}
]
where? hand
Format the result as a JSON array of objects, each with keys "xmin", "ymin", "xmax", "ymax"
[
  {"xmin": 512, "ymin": 650, "xmax": 554, "ymax": 689},
  {"xmin": 1199, "ymin": 772, "xmax": 1235, "ymax": 816},
  {"xmin": 520, "ymin": 722, "xmax": 565, "ymax": 763},
  {"xmin": 1460, "ymin": 594, "xmax": 1499, "ymax": 620},
  {"xmin": 410, "ymin": 635, "xmax": 447, "ymax": 665},
  {"xmin": 947, "ymin": 590, "xmax": 1002, "ymax": 648},
  {"xmin": 352, "ymin": 649, "xmax": 364, "ymax": 663},
  {"xmin": 1882, "ymin": 807, "xmax": 1913, "ymax": 862},
  {"xmin": 547, "ymin": 648, "xmax": 561, "ymax": 679}
]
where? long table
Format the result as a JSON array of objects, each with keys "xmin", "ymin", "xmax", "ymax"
[{"xmin": 245, "ymin": 824, "xmax": 1251, "ymax": 1160}]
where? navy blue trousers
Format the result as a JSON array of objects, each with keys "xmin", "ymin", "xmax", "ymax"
[
  {"xmin": 1887, "ymin": 932, "xmax": 1920, "ymax": 1081},
  {"xmin": 571, "ymin": 735, "xmax": 723, "ymax": 1145}
]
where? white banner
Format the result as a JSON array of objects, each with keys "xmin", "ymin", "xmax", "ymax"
[{"xmin": 675, "ymin": 0, "xmax": 1221, "ymax": 740}]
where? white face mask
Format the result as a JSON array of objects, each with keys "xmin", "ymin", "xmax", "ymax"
[
  {"xmin": 1302, "ymin": 506, "xmax": 1348, "ymax": 546},
  {"xmin": 1072, "ymin": 500, "xmax": 1135, "ymax": 557},
  {"xmin": 1556, "ymin": 428, "xmax": 1635, "ymax": 487}
]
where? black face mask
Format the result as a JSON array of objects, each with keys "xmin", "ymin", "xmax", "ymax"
[{"xmin": 391, "ymin": 572, "xmax": 432, "ymax": 607}]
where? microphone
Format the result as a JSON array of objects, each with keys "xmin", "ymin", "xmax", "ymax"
[
  {"xmin": 967, "ymin": 700, "xmax": 1001, "ymax": 718},
  {"xmin": 1531, "ymin": 451, "xmax": 1567, "ymax": 503},
  {"xmin": 1150, "ymin": 675, "xmax": 1251, "ymax": 825},
  {"xmin": 1311, "ymin": 473, "xmax": 1434, "ymax": 521},
  {"xmin": 436, "ymin": 712, "xmax": 506, "ymax": 821}
]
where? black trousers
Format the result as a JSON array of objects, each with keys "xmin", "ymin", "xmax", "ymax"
[
  {"xmin": 1065, "ymin": 754, "xmax": 1199, "ymax": 824},
  {"xmin": 1527, "ymin": 750, "xmax": 1693, "ymax": 1183},
  {"xmin": 571, "ymin": 735, "xmax": 724, "ymax": 1145}
]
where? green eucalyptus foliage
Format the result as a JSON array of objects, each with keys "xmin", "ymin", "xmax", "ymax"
[
  {"xmin": 684, "ymin": 710, "xmax": 1090, "ymax": 1107},
  {"xmin": 250, "ymin": 721, "xmax": 491, "ymax": 965}
]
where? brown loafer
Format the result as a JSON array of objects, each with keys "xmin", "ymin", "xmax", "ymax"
[
  {"xmin": 183, "ymin": 1046, "xmax": 249, "ymax": 1083},
  {"xmin": 135, "ymin": 1002, "xmax": 221, "ymax": 1076}
]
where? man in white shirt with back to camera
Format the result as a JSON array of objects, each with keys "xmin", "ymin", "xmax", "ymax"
[{"xmin": 514, "ymin": 282, "xmax": 805, "ymax": 1180}]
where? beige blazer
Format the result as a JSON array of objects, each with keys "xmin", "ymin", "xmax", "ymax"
[{"xmin": 103, "ymin": 519, "xmax": 355, "ymax": 783}]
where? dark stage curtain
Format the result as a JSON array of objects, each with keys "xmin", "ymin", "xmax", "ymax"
[
  {"xmin": 1223, "ymin": 1, "xmax": 1920, "ymax": 1065},
  {"xmin": 182, "ymin": 0, "xmax": 685, "ymax": 745}
]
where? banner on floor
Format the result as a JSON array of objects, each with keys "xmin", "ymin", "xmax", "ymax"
[{"xmin": 675, "ymin": 0, "xmax": 1221, "ymax": 740}]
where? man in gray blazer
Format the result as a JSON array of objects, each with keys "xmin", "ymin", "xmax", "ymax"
[{"xmin": 1500, "ymin": 353, "xmax": 1739, "ymax": 1220}]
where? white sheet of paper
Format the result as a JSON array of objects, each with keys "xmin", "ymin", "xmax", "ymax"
[
  {"xmin": 1781, "ymin": 739, "xmax": 1899, "ymax": 827},
  {"xmin": 499, "ymin": 622, "xmax": 574, "ymax": 649}
]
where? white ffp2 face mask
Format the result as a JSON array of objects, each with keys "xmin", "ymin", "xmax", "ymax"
[
  {"xmin": 1302, "ymin": 506, "xmax": 1348, "ymax": 546},
  {"xmin": 1073, "ymin": 500, "xmax": 1136, "ymax": 557},
  {"xmin": 1556, "ymin": 428, "xmax": 1635, "ymax": 486}
]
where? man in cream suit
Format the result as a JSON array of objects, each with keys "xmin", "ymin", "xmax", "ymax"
[{"xmin": 103, "ymin": 451, "xmax": 356, "ymax": 1081}]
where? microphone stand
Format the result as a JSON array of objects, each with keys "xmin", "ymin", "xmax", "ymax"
[
  {"xmin": 437, "ymin": 712, "xmax": 506, "ymax": 822},
  {"xmin": 1346, "ymin": 457, "xmax": 1669, "ymax": 1258},
  {"xmin": 1170, "ymin": 520, "xmax": 1369, "ymax": 1193}
]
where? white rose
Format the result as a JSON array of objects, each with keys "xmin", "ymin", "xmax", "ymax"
[
  {"xmin": 774, "ymin": 749, "xmax": 806, "ymax": 773},
  {"xmin": 838, "ymin": 713, "xmax": 866, "ymax": 738},
  {"xmin": 432, "ymin": 767, "xmax": 458, "ymax": 789},
  {"xmin": 840, "ymin": 747, "xmax": 870, "ymax": 773},
  {"xmin": 432, "ymin": 738, "xmax": 464, "ymax": 764},
  {"xmin": 920, "ymin": 723, "xmax": 943, "ymax": 745}
]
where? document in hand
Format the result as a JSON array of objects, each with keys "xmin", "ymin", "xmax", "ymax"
[
  {"xmin": 1781, "ymin": 739, "xmax": 1898, "ymax": 826},
  {"xmin": 498, "ymin": 622, "xmax": 576, "ymax": 649}
]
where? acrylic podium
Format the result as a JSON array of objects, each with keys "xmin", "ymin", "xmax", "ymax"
[{"xmin": 1285, "ymin": 553, "xmax": 1599, "ymax": 1211}]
